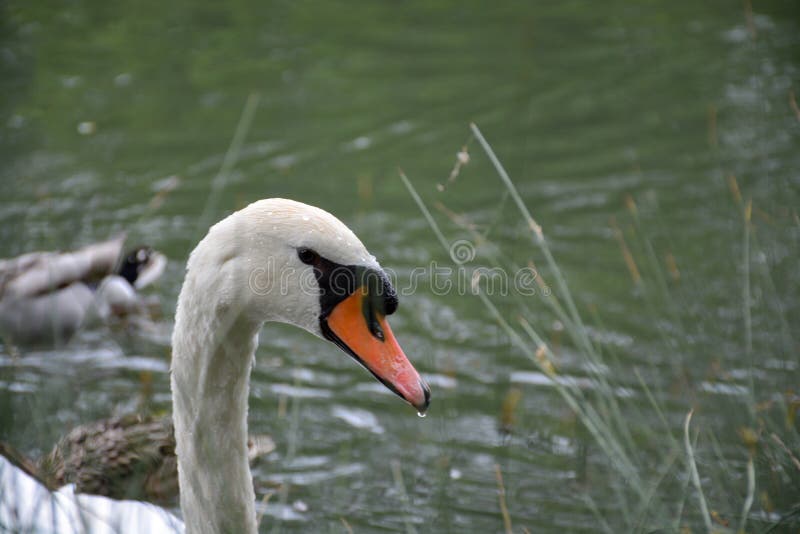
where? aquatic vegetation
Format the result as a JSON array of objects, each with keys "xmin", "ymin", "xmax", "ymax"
[{"xmin": 402, "ymin": 123, "xmax": 799, "ymax": 532}]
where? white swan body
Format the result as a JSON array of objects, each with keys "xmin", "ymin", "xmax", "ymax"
[
  {"xmin": 0, "ymin": 455, "xmax": 183, "ymax": 533},
  {"xmin": 0, "ymin": 199, "xmax": 428, "ymax": 533}
]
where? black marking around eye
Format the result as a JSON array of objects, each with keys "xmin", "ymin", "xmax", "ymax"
[
  {"xmin": 308, "ymin": 255, "xmax": 398, "ymax": 340},
  {"xmin": 311, "ymin": 259, "xmax": 357, "ymax": 319}
]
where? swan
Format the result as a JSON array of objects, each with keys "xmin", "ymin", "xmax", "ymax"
[
  {"xmin": 0, "ymin": 235, "xmax": 167, "ymax": 345},
  {"xmin": 0, "ymin": 198, "xmax": 430, "ymax": 532}
]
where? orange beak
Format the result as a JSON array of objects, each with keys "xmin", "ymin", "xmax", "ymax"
[{"xmin": 325, "ymin": 288, "xmax": 430, "ymax": 414}]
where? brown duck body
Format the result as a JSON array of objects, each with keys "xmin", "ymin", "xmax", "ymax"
[
  {"xmin": 40, "ymin": 414, "xmax": 179, "ymax": 505},
  {"xmin": 2, "ymin": 414, "xmax": 274, "ymax": 506}
]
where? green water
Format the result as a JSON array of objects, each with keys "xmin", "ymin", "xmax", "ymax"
[{"xmin": 1, "ymin": 1, "xmax": 799, "ymax": 531}]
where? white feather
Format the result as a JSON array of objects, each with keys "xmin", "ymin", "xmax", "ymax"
[{"xmin": 0, "ymin": 456, "xmax": 183, "ymax": 533}]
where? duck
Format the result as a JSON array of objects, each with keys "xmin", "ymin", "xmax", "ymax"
[
  {"xmin": 0, "ymin": 413, "xmax": 275, "ymax": 506},
  {"xmin": 0, "ymin": 198, "xmax": 430, "ymax": 532},
  {"xmin": 0, "ymin": 235, "xmax": 167, "ymax": 345}
]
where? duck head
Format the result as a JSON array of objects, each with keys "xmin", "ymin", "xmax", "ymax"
[{"xmin": 117, "ymin": 246, "xmax": 167, "ymax": 290}]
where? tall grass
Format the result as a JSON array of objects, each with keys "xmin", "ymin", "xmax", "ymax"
[{"xmin": 401, "ymin": 123, "xmax": 799, "ymax": 532}]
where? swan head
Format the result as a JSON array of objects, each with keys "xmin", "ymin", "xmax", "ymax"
[{"xmin": 188, "ymin": 198, "xmax": 430, "ymax": 414}]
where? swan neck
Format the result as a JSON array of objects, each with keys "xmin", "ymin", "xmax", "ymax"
[{"xmin": 171, "ymin": 283, "xmax": 261, "ymax": 534}]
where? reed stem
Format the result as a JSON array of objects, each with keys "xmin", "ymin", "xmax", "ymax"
[{"xmin": 683, "ymin": 411, "xmax": 712, "ymax": 533}]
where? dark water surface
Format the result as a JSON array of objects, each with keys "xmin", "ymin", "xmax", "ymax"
[{"xmin": 1, "ymin": 1, "xmax": 799, "ymax": 532}]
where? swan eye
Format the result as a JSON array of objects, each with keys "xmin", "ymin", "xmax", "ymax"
[{"xmin": 297, "ymin": 247, "xmax": 319, "ymax": 265}]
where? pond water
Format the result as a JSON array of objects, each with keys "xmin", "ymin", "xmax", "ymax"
[{"xmin": 1, "ymin": 1, "xmax": 799, "ymax": 532}]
